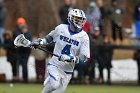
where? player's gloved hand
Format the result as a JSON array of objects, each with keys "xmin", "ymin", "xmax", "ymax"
[
  {"xmin": 31, "ymin": 38, "xmax": 46, "ymax": 46},
  {"xmin": 58, "ymin": 54, "xmax": 79, "ymax": 63},
  {"xmin": 30, "ymin": 38, "xmax": 46, "ymax": 49}
]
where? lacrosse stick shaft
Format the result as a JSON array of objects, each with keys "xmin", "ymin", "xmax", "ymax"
[{"xmin": 36, "ymin": 46, "xmax": 59, "ymax": 57}]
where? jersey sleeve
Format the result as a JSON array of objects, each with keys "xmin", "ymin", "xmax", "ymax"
[
  {"xmin": 48, "ymin": 25, "xmax": 61, "ymax": 42},
  {"xmin": 79, "ymin": 34, "xmax": 90, "ymax": 58}
]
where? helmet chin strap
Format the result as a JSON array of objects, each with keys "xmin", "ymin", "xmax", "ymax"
[{"xmin": 68, "ymin": 18, "xmax": 82, "ymax": 32}]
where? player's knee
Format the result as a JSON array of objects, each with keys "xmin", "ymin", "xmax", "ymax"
[
  {"xmin": 52, "ymin": 79, "xmax": 60, "ymax": 89},
  {"xmin": 42, "ymin": 80, "xmax": 60, "ymax": 93},
  {"xmin": 43, "ymin": 75, "xmax": 61, "ymax": 91},
  {"xmin": 49, "ymin": 76, "xmax": 61, "ymax": 90}
]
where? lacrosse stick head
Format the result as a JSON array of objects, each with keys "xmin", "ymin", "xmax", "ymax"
[{"xmin": 14, "ymin": 34, "xmax": 31, "ymax": 47}]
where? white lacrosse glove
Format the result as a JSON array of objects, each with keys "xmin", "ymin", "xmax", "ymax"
[
  {"xmin": 14, "ymin": 34, "xmax": 31, "ymax": 47},
  {"xmin": 58, "ymin": 54, "xmax": 79, "ymax": 63},
  {"xmin": 31, "ymin": 38, "xmax": 46, "ymax": 46}
]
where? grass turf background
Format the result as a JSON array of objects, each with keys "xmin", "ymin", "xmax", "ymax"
[{"xmin": 0, "ymin": 83, "xmax": 140, "ymax": 93}]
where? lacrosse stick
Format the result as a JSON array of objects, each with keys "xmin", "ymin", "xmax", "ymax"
[{"xmin": 14, "ymin": 34, "xmax": 59, "ymax": 57}]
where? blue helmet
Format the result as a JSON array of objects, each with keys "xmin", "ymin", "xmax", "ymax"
[{"xmin": 68, "ymin": 9, "xmax": 87, "ymax": 32}]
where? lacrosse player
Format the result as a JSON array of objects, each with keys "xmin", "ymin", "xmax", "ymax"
[
  {"xmin": 14, "ymin": 9, "xmax": 90, "ymax": 93},
  {"xmin": 40, "ymin": 9, "xmax": 90, "ymax": 93}
]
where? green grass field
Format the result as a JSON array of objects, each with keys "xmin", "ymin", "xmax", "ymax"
[{"xmin": 0, "ymin": 83, "xmax": 140, "ymax": 93}]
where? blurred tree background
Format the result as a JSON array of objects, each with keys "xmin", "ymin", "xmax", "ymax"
[
  {"xmin": 4, "ymin": 0, "xmax": 64, "ymax": 35},
  {"xmin": 3, "ymin": 0, "xmax": 103, "ymax": 35},
  {"xmin": 3, "ymin": 0, "xmax": 138, "ymax": 36}
]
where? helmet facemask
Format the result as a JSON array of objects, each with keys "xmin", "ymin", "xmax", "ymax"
[{"xmin": 71, "ymin": 16, "xmax": 86, "ymax": 28}]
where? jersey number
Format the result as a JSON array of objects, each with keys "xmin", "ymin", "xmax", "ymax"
[{"xmin": 61, "ymin": 44, "xmax": 71, "ymax": 55}]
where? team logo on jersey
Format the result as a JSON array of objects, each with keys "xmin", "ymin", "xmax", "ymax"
[{"xmin": 60, "ymin": 35, "xmax": 79, "ymax": 46}]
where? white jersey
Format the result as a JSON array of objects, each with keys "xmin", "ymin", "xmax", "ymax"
[{"xmin": 48, "ymin": 24, "xmax": 90, "ymax": 72}]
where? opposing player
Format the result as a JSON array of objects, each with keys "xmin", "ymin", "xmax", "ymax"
[{"xmin": 33, "ymin": 9, "xmax": 90, "ymax": 93}]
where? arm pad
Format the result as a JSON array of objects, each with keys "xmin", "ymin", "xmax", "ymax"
[{"xmin": 45, "ymin": 35, "xmax": 53, "ymax": 44}]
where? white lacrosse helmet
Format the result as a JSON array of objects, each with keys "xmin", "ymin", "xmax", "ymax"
[{"xmin": 68, "ymin": 9, "xmax": 87, "ymax": 32}]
